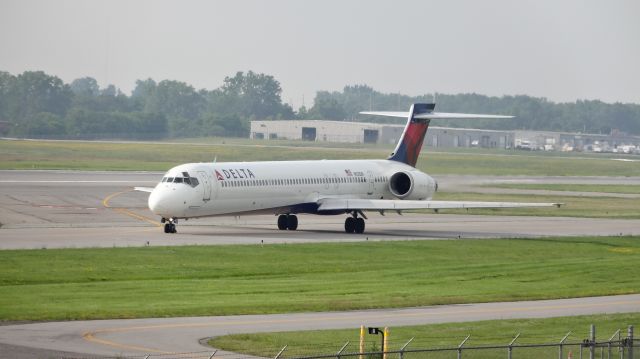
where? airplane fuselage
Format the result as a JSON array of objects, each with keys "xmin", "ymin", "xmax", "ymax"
[
  {"xmin": 148, "ymin": 159, "xmax": 437, "ymax": 219},
  {"xmin": 144, "ymin": 103, "xmax": 557, "ymax": 234}
]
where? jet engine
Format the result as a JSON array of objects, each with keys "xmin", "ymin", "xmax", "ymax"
[{"xmin": 388, "ymin": 170, "xmax": 437, "ymax": 200}]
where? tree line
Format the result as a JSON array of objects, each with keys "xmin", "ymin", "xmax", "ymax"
[
  {"xmin": 308, "ymin": 85, "xmax": 640, "ymax": 136},
  {"xmin": 0, "ymin": 70, "xmax": 294, "ymax": 139},
  {"xmin": 1, "ymin": 71, "xmax": 639, "ymax": 139}
]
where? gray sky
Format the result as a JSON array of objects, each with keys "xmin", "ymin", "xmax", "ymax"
[{"xmin": 1, "ymin": 0, "xmax": 639, "ymax": 108}]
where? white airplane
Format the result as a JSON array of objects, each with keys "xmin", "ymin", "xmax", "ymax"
[{"xmin": 138, "ymin": 103, "xmax": 560, "ymax": 234}]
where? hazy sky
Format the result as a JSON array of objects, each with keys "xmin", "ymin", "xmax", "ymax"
[{"xmin": 1, "ymin": 0, "xmax": 639, "ymax": 108}]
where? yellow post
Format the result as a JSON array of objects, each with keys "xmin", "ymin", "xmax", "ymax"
[
  {"xmin": 359, "ymin": 325, "xmax": 365, "ymax": 359},
  {"xmin": 383, "ymin": 327, "xmax": 389, "ymax": 359}
]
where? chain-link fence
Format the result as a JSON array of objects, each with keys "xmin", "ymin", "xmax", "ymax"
[{"xmin": 60, "ymin": 325, "xmax": 637, "ymax": 359}]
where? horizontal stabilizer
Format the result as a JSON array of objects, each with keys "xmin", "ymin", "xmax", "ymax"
[
  {"xmin": 318, "ymin": 198, "xmax": 562, "ymax": 212},
  {"xmin": 134, "ymin": 186, "xmax": 154, "ymax": 193},
  {"xmin": 360, "ymin": 111, "xmax": 513, "ymax": 119}
]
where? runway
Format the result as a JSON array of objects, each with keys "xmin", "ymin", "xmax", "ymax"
[
  {"xmin": 2, "ymin": 170, "xmax": 640, "ymax": 249},
  {"xmin": 1, "ymin": 170, "xmax": 639, "ymax": 358}
]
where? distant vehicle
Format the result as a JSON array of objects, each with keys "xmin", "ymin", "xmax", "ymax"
[
  {"xmin": 136, "ymin": 104, "xmax": 560, "ymax": 234},
  {"xmin": 515, "ymin": 140, "xmax": 534, "ymax": 150},
  {"xmin": 620, "ymin": 145, "xmax": 637, "ymax": 154},
  {"xmin": 470, "ymin": 140, "xmax": 479, "ymax": 147}
]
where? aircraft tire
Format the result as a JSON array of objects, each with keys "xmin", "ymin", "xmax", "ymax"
[
  {"xmin": 287, "ymin": 215, "xmax": 298, "ymax": 230},
  {"xmin": 344, "ymin": 217, "xmax": 355, "ymax": 233},
  {"xmin": 355, "ymin": 218, "xmax": 365, "ymax": 234},
  {"xmin": 164, "ymin": 223, "xmax": 171, "ymax": 233},
  {"xmin": 277, "ymin": 215, "xmax": 288, "ymax": 230}
]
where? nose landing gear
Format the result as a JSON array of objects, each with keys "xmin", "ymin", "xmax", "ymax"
[
  {"xmin": 277, "ymin": 214, "xmax": 298, "ymax": 230},
  {"xmin": 344, "ymin": 212, "xmax": 365, "ymax": 234},
  {"xmin": 162, "ymin": 218, "xmax": 177, "ymax": 234}
]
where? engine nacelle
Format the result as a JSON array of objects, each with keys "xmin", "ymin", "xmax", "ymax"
[{"xmin": 388, "ymin": 170, "xmax": 437, "ymax": 200}]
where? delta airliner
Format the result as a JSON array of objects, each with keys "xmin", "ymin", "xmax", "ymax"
[{"xmin": 137, "ymin": 104, "xmax": 560, "ymax": 234}]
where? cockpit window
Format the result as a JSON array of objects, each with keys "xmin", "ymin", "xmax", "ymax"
[{"xmin": 163, "ymin": 171, "xmax": 200, "ymax": 188}]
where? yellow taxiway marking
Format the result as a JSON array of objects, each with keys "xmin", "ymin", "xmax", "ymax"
[
  {"xmin": 102, "ymin": 190, "xmax": 161, "ymax": 227},
  {"xmin": 83, "ymin": 298, "xmax": 639, "ymax": 354},
  {"xmin": 83, "ymin": 331, "xmax": 169, "ymax": 354}
]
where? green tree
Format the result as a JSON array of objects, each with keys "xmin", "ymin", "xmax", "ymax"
[
  {"xmin": 7, "ymin": 71, "xmax": 73, "ymax": 122},
  {"xmin": 70, "ymin": 77, "xmax": 100, "ymax": 97},
  {"xmin": 0, "ymin": 71, "xmax": 16, "ymax": 121},
  {"xmin": 13, "ymin": 112, "xmax": 66, "ymax": 137},
  {"xmin": 307, "ymin": 92, "xmax": 347, "ymax": 120},
  {"xmin": 218, "ymin": 71, "xmax": 294, "ymax": 120}
]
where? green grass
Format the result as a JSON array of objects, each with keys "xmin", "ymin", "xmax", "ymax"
[
  {"xmin": 208, "ymin": 313, "xmax": 639, "ymax": 358},
  {"xmin": 1, "ymin": 237, "xmax": 639, "ymax": 321},
  {"xmin": 0, "ymin": 139, "xmax": 380, "ymax": 171},
  {"xmin": 432, "ymin": 192, "xmax": 640, "ymax": 219},
  {"xmin": 2, "ymin": 138, "xmax": 640, "ymax": 176},
  {"xmin": 484, "ymin": 183, "xmax": 640, "ymax": 194}
]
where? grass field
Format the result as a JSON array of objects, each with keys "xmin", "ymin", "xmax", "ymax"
[
  {"xmin": 2, "ymin": 138, "xmax": 640, "ymax": 176},
  {"xmin": 209, "ymin": 313, "xmax": 639, "ymax": 358},
  {"xmin": 432, "ymin": 192, "xmax": 640, "ymax": 219},
  {"xmin": 0, "ymin": 237, "xmax": 638, "ymax": 321},
  {"xmin": 484, "ymin": 183, "xmax": 640, "ymax": 194}
]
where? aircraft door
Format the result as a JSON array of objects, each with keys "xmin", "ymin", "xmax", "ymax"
[
  {"xmin": 197, "ymin": 171, "xmax": 211, "ymax": 202},
  {"xmin": 367, "ymin": 171, "xmax": 375, "ymax": 195}
]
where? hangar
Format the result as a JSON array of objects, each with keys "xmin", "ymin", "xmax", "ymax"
[
  {"xmin": 250, "ymin": 120, "xmax": 514, "ymax": 148},
  {"xmin": 250, "ymin": 120, "xmax": 640, "ymax": 152}
]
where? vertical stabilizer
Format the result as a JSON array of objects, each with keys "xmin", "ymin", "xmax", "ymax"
[
  {"xmin": 360, "ymin": 103, "xmax": 511, "ymax": 167},
  {"xmin": 388, "ymin": 103, "xmax": 434, "ymax": 167}
]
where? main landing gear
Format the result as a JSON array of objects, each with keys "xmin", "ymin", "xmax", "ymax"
[
  {"xmin": 344, "ymin": 212, "xmax": 365, "ymax": 234},
  {"xmin": 162, "ymin": 218, "xmax": 177, "ymax": 234},
  {"xmin": 277, "ymin": 214, "xmax": 298, "ymax": 230}
]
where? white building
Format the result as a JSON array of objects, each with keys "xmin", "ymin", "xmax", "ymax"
[
  {"xmin": 250, "ymin": 120, "xmax": 640, "ymax": 152},
  {"xmin": 251, "ymin": 120, "xmax": 514, "ymax": 148}
]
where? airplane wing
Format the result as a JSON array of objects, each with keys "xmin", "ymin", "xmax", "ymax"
[
  {"xmin": 360, "ymin": 111, "xmax": 513, "ymax": 119},
  {"xmin": 134, "ymin": 187, "xmax": 154, "ymax": 193},
  {"xmin": 317, "ymin": 198, "xmax": 562, "ymax": 212}
]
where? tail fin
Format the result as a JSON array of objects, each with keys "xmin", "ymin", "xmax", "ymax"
[
  {"xmin": 361, "ymin": 103, "xmax": 513, "ymax": 167},
  {"xmin": 388, "ymin": 103, "xmax": 434, "ymax": 167}
]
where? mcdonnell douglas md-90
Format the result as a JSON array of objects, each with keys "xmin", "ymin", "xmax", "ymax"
[{"xmin": 137, "ymin": 104, "xmax": 560, "ymax": 234}]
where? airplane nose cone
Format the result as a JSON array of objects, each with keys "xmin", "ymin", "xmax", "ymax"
[{"xmin": 148, "ymin": 189, "xmax": 166, "ymax": 215}]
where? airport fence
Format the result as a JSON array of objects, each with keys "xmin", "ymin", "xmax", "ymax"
[{"xmin": 61, "ymin": 325, "xmax": 637, "ymax": 359}]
